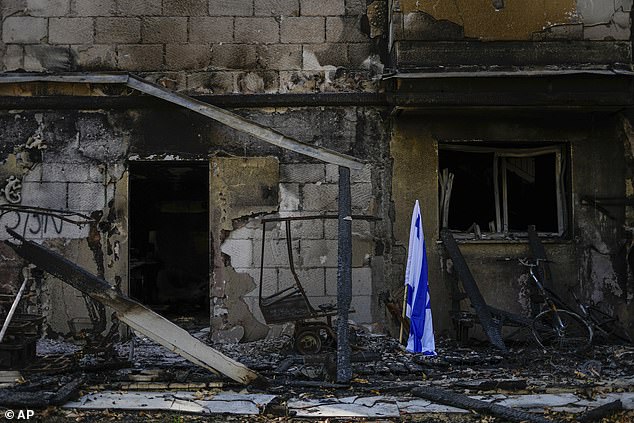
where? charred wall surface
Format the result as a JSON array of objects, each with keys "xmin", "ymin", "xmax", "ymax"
[
  {"xmin": 390, "ymin": 0, "xmax": 631, "ymax": 43},
  {"xmin": 0, "ymin": 104, "xmax": 392, "ymax": 341},
  {"xmin": 391, "ymin": 113, "xmax": 634, "ymax": 338}
]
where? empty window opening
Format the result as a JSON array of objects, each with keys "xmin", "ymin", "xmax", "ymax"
[
  {"xmin": 439, "ymin": 144, "xmax": 567, "ymax": 237},
  {"xmin": 129, "ymin": 162, "xmax": 209, "ymax": 322}
]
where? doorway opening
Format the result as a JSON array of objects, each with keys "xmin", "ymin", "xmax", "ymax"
[{"xmin": 129, "ymin": 161, "xmax": 209, "ymax": 325}]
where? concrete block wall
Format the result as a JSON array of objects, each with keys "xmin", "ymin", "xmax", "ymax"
[
  {"xmin": 0, "ymin": 0, "xmax": 382, "ymax": 93},
  {"xmin": 0, "ymin": 110, "xmax": 129, "ymax": 338},
  {"xmin": 0, "ymin": 111, "xmax": 127, "ymax": 241},
  {"xmin": 223, "ymin": 162, "xmax": 376, "ymax": 324}
]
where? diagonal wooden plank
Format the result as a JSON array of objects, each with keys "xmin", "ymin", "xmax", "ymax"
[
  {"xmin": 0, "ymin": 73, "xmax": 363, "ymax": 169},
  {"xmin": 126, "ymin": 75, "xmax": 364, "ymax": 170},
  {"xmin": 4, "ymin": 230, "xmax": 262, "ymax": 386},
  {"xmin": 440, "ymin": 230, "xmax": 507, "ymax": 351}
]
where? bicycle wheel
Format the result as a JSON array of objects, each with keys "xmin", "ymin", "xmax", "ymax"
[
  {"xmin": 587, "ymin": 306, "xmax": 633, "ymax": 344},
  {"xmin": 532, "ymin": 309, "xmax": 593, "ymax": 353}
]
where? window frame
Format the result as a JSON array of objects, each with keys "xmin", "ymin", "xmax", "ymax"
[{"xmin": 439, "ymin": 143, "xmax": 568, "ymax": 238}]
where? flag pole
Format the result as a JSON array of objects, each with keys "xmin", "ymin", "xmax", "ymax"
[{"xmin": 399, "ymin": 287, "xmax": 408, "ymax": 345}]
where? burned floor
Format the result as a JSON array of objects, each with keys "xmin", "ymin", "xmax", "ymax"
[{"xmin": 0, "ymin": 323, "xmax": 633, "ymax": 422}]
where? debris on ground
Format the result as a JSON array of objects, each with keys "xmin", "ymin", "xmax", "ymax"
[{"xmin": 0, "ymin": 324, "xmax": 632, "ymax": 421}]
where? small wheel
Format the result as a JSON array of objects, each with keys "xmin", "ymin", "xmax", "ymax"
[
  {"xmin": 532, "ymin": 309, "xmax": 593, "ymax": 354},
  {"xmin": 295, "ymin": 330, "xmax": 322, "ymax": 354}
]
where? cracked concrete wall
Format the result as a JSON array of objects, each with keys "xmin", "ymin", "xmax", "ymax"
[
  {"xmin": 0, "ymin": 104, "xmax": 391, "ymax": 342},
  {"xmin": 0, "ymin": 109, "xmax": 129, "ymax": 338},
  {"xmin": 390, "ymin": 0, "xmax": 631, "ymax": 45},
  {"xmin": 1, "ymin": 0, "xmax": 384, "ymax": 94},
  {"xmin": 391, "ymin": 114, "xmax": 633, "ymax": 339}
]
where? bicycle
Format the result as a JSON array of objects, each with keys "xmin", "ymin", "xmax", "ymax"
[
  {"xmin": 567, "ymin": 288, "xmax": 632, "ymax": 344},
  {"xmin": 518, "ymin": 258, "xmax": 593, "ymax": 353}
]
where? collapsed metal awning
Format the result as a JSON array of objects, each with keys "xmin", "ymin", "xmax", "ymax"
[
  {"xmin": 0, "ymin": 72, "xmax": 363, "ymax": 170},
  {"xmin": 4, "ymin": 229, "xmax": 263, "ymax": 385}
]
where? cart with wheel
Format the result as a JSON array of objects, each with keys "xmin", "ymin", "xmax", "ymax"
[{"xmin": 257, "ymin": 216, "xmax": 343, "ymax": 354}]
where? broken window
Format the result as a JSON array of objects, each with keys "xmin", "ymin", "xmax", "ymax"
[{"xmin": 439, "ymin": 144, "xmax": 567, "ymax": 237}]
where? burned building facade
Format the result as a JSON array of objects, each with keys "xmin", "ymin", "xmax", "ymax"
[{"xmin": 0, "ymin": 0, "xmax": 633, "ymax": 345}]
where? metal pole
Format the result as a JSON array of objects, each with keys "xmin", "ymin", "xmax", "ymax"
[
  {"xmin": 0, "ymin": 267, "xmax": 31, "ymax": 343},
  {"xmin": 336, "ymin": 166, "xmax": 352, "ymax": 383}
]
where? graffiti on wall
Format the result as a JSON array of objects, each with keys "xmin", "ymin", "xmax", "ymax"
[
  {"xmin": 0, "ymin": 205, "xmax": 93, "ymax": 240},
  {"xmin": 1, "ymin": 176, "xmax": 22, "ymax": 204}
]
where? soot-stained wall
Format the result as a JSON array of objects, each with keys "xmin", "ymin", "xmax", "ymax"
[
  {"xmin": 0, "ymin": 104, "xmax": 392, "ymax": 341},
  {"xmin": 390, "ymin": 113, "xmax": 634, "ymax": 338}
]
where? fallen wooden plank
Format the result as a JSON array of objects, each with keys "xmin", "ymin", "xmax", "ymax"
[
  {"xmin": 411, "ymin": 385, "xmax": 553, "ymax": 423},
  {"xmin": 440, "ymin": 230, "xmax": 507, "ymax": 351},
  {"xmin": 5, "ymin": 230, "xmax": 263, "ymax": 386},
  {"xmin": 64, "ymin": 391, "xmax": 277, "ymax": 415},
  {"xmin": 0, "ymin": 370, "xmax": 21, "ymax": 384}
]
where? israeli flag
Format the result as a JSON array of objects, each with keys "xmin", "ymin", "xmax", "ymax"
[{"xmin": 405, "ymin": 200, "xmax": 436, "ymax": 355}]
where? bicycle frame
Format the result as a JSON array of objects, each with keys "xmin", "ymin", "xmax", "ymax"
[{"xmin": 521, "ymin": 258, "xmax": 592, "ymax": 349}]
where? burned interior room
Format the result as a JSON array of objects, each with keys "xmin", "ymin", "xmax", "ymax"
[
  {"xmin": 129, "ymin": 161, "xmax": 209, "ymax": 320},
  {"xmin": 439, "ymin": 144, "xmax": 564, "ymax": 236},
  {"xmin": 0, "ymin": 0, "xmax": 634, "ymax": 421}
]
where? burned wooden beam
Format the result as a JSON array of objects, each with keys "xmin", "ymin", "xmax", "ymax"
[
  {"xmin": 336, "ymin": 166, "xmax": 353, "ymax": 383},
  {"xmin": 411, "ymin": 385, "xmax": 553, "ymax": 423},
  {"xmin": 576, "ymin": 400, "xmax": 622, "ymax": 423},
  {"xmin": 4, "ymin": 230, "xmax": 262, "ymax": 386},
  {"xmin": 440, "ymin": 230, "xmax": 507, "ymax": 351},
  {"xmin": 0, "ymin": 376, "xmax": 84, "ymax": 408},
  {"xmin": 127, "ymin": 75, "xmax": 364, "ymax": 170}
]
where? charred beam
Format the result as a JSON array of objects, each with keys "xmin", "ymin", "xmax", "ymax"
[
  {"xmin": 0, "ymin": 92, "xmax": 387, "ymax": 110},
  {"xmin": 4, "ymin": 230, "xmax": 262, "ymax": 386},
  {"xmin": 127, "ymin": 75, "xmax": 364, "ymax": 169},
  {"xmin": 336, "ymin": 166, "xmax": 353, "ymax": 383},
  {"xmin": 577, "ymin": 400, "xmax": 623, "ymax": 423},
  {"xmin": 0, "ymin": 376, "xmax": 84, "ymax": 408},
  {"xmin": 411, "ymin": 385, "xmax": 553, "ymax": 423},
  {"xmin": 440, "ymin": 230, "xmax": 506, "ymax": 351}
]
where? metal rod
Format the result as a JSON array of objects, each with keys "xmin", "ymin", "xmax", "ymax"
[
  {"xmin": 0, "ymin": 268, "xmax": 31, "ymax": 343},
  {"xmin": 260, "ymin": 214, "xmax": 380, "ymax": 223},
  {"xmin": 399, "ymin": 285, "xmax": 408, "ymax": 344},
  {"xmin": 336, "ymin": 166, "xmax": 352, "ymax": 383},
  {"xmin": 284, "ymin": 220, "xmax": 315, "ymax": 314},
  {"xmin": 258, "ymin": 221, "xmax": 266, "ymax": 303}
]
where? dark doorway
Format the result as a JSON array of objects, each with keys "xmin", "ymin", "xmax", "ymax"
[{"xmin": 129, "ymin": 162, "xmax": 209, "ymax": 322}]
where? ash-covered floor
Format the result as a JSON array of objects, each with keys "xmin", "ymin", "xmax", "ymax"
[{"xmin": 0, "ymin": 324, "xmax": 633, "ymax": 422}]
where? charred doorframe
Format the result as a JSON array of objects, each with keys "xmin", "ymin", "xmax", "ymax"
[{"xmin": 439, "ymin": 143, "xmax": 569, "ymax": 238}]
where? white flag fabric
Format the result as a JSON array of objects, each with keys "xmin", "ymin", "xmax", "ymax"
[{"xmin": 404, "ymin": 200, "xmax": 436, "ymax": 355}]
